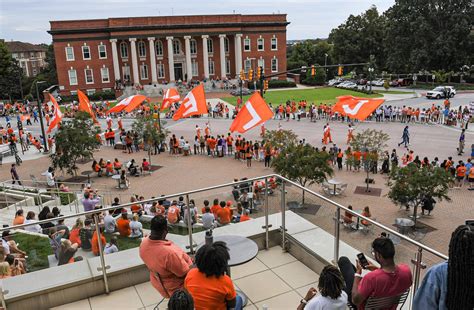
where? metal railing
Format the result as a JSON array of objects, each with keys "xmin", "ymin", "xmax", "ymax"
[{"xmin": 0, "ymin": 174, "xmax": 448, "ymax": 309}]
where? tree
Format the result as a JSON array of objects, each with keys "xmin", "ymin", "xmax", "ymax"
[
  {"xmin": 50, "ymin": 112, "xmax": 101, "ymax": 176},
  {"xmin": 272, "ymin": 144, "xmax": 333, "ymax": 203},
  {"xmin": 329, "ymin": 6, "xmax": 387, "ymax": 71},
  {"xmin": 39, "ymin": 44, "xmax": 58, "ymax": 86},
  {"xmin": 303, "ymin": 66, "xmax": 326, "ymax": 85},
  {"xmin": 263, "ymin": 129, "xmax": 298, "ymax": 150},
  {"xmin": 388, "ymin": 164, "xmax": 453, "ymax": 226},
  {"xmin": 349, "ymin": 129, "xmax": 389, "ymax": 192},
  {"xmin": 132, "ymin": 114, "xmax": 169, "ymax": 164},
  {"xmin": 384, "ymin": 0, "xmax": 473, "ymax": 73},
  {"xmin": 0, "ymin": 41, "xmax": 24, "ymax": 100},
  {"xmin": 287, "ymin": 40, "xmax": 334, "ymax": 74}
]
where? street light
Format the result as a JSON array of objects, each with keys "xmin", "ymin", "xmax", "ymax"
[
  {"xmin": 368, "ymin": 67, "xmax": 374, "ymax": 94},
  {"xmin": 35, "ymin": 80, "xmax": 48, "ymax": 152},
  {"xmin": 324, "ymin": 53, "xmax": 329, "ymax": 81}
]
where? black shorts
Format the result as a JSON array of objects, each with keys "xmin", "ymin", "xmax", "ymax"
[
  {"xmin": 469, "ymin": 178, "xmax": 474, "ymax": 183},
  {"xmin": 456, "ymin": 176, "xmax": 464, "ymax": 181}
]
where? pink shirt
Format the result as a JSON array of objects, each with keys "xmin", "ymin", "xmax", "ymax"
[
  {"xmin": 358, "ymin": 264, "xmax": 412, "ymax": 310},
  {"xmin": 139, "ymin": 238, "xmax": 192, "ymax": 298}
]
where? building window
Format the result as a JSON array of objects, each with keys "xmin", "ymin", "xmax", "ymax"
[
  {"xmin": 65, "ymin": 46, "xmax": 74, "ymax": 61},
  {"xmin": 70, "ymin": 90, "xmax": 77, "ymax": 96},
  {"xmin": 86, "ymin": 89, "xmax": 95, "ymax": 96},
  {"xmin": 207, "ymin": 39, "xmax": 213, "ymax": 54},
  {"xmin": 155, "ymin": 40, "xmax": 164, "ymax": 56},
  {"xmin": 82, "ymin": 45, "xmax": 91, "ymax": 60},
  {"xmin": 191, "ymin": 59, "xmax": 198, "ymax": 77},
  {"xmin": 271, "ymin": 57, "xmax": 278, "ymax": 72},
  {"xmin": 68, "ymin": 69, "xmax": 77, "ymax": 85},
  {"xmin": 32, "ymin": 61, "xmax": 36, "ymax": 68},
  {"xmin": 138, "ymin": 41, "xmax": 146, "ymax": 58},
  {"xmin": 271, "ymin": 37, "xmax": 278, "ymax": 51},
  {"xmin": 120, "ymin": 42, "xmax": 128, "ymax": 58},
  {"xmin": 258, "ymin": 58, "xmax": 265, "ymax": 70},
  {"xmin": 257, "ymin": 38, "xmax": 264, "ymax": 51},
  {"xmin": 12, "ymin": 53, "xmax": 17, "ymax": 59},
  {"xmin": 190, "ymin": 39, "xmax": 197, "ymax": 55},
  {"xmin": 85, "ymin": 68, "xmax": 94, "ymax": 84},
  {"xmin": 101, "ymin": 67, "xmax": 110, "ymax": 83},
  {"xmin": 140, "ymin": 64, "xmax": 148, "ymax": 80},
  {"xmin": 32, "ymin": 69, "xmax": 37, "ymax": 75},
  {"xmin": 226, "ymin": 59, "xmax": 231, "ymax": 75},
  {"xmin": 224, "ymin": 37, "xmax": 230, "ymax": 53},
  {"xmin": 157, "ymin": 63, "xmax": 165, "ymax": 78},
  {"xmin": 98, "ymin": 44, "xmax": 107, "ymax": 59},
  {"xmin": 244, "ymin": 38, "xmax": 251, "ymax": 52},
  {"xmin": 122, "ymin": 65, "xmax": 131, "ymax": 81},
  {"xmin": 244, "ymin": 59, "xmax": 252, "ymax": 72},
  {"xmin": 209, "ymin": 60, "xmax": 215, "ymax": 75},
  {"xmin": 173, "ymin": 39, "xmax": 181, "ymax": 55}
]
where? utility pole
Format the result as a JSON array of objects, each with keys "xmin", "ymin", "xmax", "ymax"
[{"xmin": 35, "ymin": 80, "xmax": 48, "ymax": 152}]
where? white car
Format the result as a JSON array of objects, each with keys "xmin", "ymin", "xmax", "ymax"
[
  {"xmin": 370, "ymin": 79, "xmax": 385, "ymax": 86},
  {"xmin": 426, "ymin": 86, "xmax": 456, "ymax": 99}
]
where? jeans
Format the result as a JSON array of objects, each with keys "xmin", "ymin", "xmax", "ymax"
[
  {"xmin": 228, "ymin": 294, "xmax": 243, "ymax": 310},
  {"xmin": 338, "ymin": 256, "xmax": 357, "ymax": 308}
]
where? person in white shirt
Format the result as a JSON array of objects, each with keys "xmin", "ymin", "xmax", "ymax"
[
  {"xmin": 298, "ymin": 265, "xmax": 348, "ymax": 310},
  {"xmin": 103, "ymin": 210, "xmax": 117, "ymax": 234},
  {"xmin": 104, "ymin": 236, "xmax": 119, "ymax": 254},
  {"xmin": 45, "ymin": 167, "xmax": 55, "ymax": 188},
  {"xmin": 24, "ymin": 211, "xmax": 42, "ymax": 234},
  {"xmin": 129, "ymin": 214, "xmax": 143, "ymax": 238}
]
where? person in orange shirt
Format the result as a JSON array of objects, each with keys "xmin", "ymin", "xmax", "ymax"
[
  {"xmin": 204, "ymin": 124, "xmax": 210, "ymax": 137},
  {"xmin": 468, "ymin": 165, "xmax": 474, "ymax": 189},
  {"xmin": 210, "ymin": 199, "xmax": 222, "ymax": 219},
  {"xmin": 113, "ymin": 158, "xmax": 122, "ymax": 174},
  {"xmin": 195, "ymin": 125, "xmax": 201, "ymax": 139},
  {"xmin": 105, "ymin": 160, "xmax": 114, "ymax": 176},
  {"xmin": 353, "ymin": 149, "xmax": 362, "ymax": 171},
  {"xmin": 208, "ymin": 136, "xmax": 217, "ymax": 157},
  {"xmin": 347, "ymin": 124, "xmax": 354, "ymax": 144},
  {"xmin": 185, "ymin": 242, "xmax": 241, "ymax": 310},
  {"xmin": 456, "ymin": 162, "xmax": 467, "ymax": 188},
  {"xmin": 117, "ymin": 117, "xmax": 123, "ymax": 131},
  {"xmin": 167, "ymin": 201, "xmax": 181, "ymax": 224},
  {"xmin": 336, "ymin": 149, "xmax": 344, "ymax": 170},
  {"xmin": 91, "ymin": 227, "xmax": 106, "ymax": 256},
  {"xmin": 217, "ymin": 204, "xmax": 232, "ymax": 226},
  {"xmin": 239, "ymin": 209, "xmax": 251, "ymax": 222},
  {"xmin": 226, "ymin": 133, "xmax": 233, "ymax": 155},
  {"xmin": 116, "ymin": 211, "xmax": 131, "ymax": 236},
  {"xmin": 13, "ymin": 209, "xmax": 25, "ymax": 226}
]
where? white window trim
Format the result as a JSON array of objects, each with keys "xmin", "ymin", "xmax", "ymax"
[
  {"xmin": 257, "ymin": 38, "xmax": 264, "ymax": 51},
  {"xmin": 190, "ymin": 39, "xmax": 197, "ymax": 55},
  {"xmin": 224, "ymin": 37, "xmax": 230, "ymax": 54},
  {"xmin": 98, "ymin": 44, "xmax": 107, "ymax": 59},
  {"xmin": 138, "ymin": 41, "xmax": 147, "ymax": 58},
  {"xmin": 120, "ymin": 42, "xmax": 128, "ymax": 58},
  {"xmin": 140, "ymin": 64, "xmax": 149, "ymax": 80},
  {"xmin": 68, "ymin": 69, "xmax": 77, "ymax": 85},
  {"xmin": 82, "ymin": 45, "xmax": 91, "ymax": 60},
  {"xmin": 101, "ymin": 67, "xmax": 110, "ymax": 83},
  {"xmin": 173, "ymin": 39, "xmax": 181, "ymax": 55},
  {"xmin": 84, "ymin": 68, "xmax": 94, "ymax": 84},
  {"xmin": 225, "ymin": 59, "xmax": 231, "ymax": 75},
  {"xmin": 244, "ymin": 38, "xmax": 251, "ymax": 52},
  {"xmin": 157, "ymin": 63, "xmax": 165, "ymax": 78},
  {"xmin": 271, "ymin": 37, "xmax": 278, "ymax": 51},
  {"xmin": 122, "ymin": 65, "xmax": 131, "ymax": 80},
  {"xmin": 207, "ymin": 39, "xmax": 214, "ymax": 54},
  {"xmin": 209, "ymin": 60, "xmax": 215, "ymax": 75},
  {"xmin": 65, "ymin": 46, "xmax": 75, "ymax": 61},
  {"xmin": 156, "ymin": 40, "xmax": 164, "ymax": 56},
  {"xmin": 271, "ymin": 57, "xmax": 278, "ymax": 72}
]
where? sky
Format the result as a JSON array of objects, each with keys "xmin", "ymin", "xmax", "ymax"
[{"xmin": 0, "ymin": 0, "xmax": 394, "ymax": 44}]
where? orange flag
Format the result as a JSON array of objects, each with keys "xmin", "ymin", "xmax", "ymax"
[
  {"xmin": 47, "ymin": 94, "xmax": 63, "ymax": 133},
  {"xmin": 106, "ymin": 95, "xmax": 148, "ymax": 114},
  {"xmin": 77, "ymin": 89, "xmax": 98, "ymax": 123},
  {"xmin": 172, "ymin": 84, "xmax": 207, "ymax": 121},
  {"xmin": 332, "ymin": 96, "xmax": 385, "ymax": 121},
  {"xmin": 230, "ymin": 92, "xmax": 274, "ymax": 133},
  {"xmin": 161, "ymin": 88, "xmax": 180, "ymax": 111}
]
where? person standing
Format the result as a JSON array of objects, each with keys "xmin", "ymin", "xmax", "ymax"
[
  {"xmin": 398, "ymin": 126, "xmax": 410, "ymax": 148},
  {"xmin": 10, "ymin": 164, "xmax": 21, "ymax": 185},
  {"xmin": 457, "ymin": 129, "xmax": 465, "ymax": 155}
]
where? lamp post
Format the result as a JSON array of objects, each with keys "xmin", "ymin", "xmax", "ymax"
[
  {"xmin": 368, "ymin": 67, "xmax": 374, "ymax": 94},
  {"xmin": 324, "ymin": 53, "xmax": 328, "ymax": 81},
  {"xmin": 35, "ymin": 80, "xmax": 48, "ymax": 152}
]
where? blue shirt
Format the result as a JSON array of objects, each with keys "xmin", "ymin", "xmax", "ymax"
[
  {"xmin": 465, "ymin": 162, "xmax": 472, "ymax": 174},
  {"xmin": 413, "ymin": 261, "xmax": 448, "ymax": 310}
]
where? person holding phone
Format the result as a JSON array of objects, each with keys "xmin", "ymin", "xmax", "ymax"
[{"xmin": 338, "ymin": 237, "xmax": 412, "ymax": 308}]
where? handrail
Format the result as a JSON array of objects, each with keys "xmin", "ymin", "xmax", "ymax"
[
  {"xmin": 1, "ymin": 179, "xmax": 111, "ymax": 189},
  {"xmin": 0, "ymin": 173, "xmax": 448, "ymax": 261}
]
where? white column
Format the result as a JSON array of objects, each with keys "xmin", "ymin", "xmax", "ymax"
[
  {"xmin": 166, "ymin": 36, "xmax": 175, "ymax": 82},
  {"xmin": 202, "ymin": 35, "xmax": 209, "ymax": 79},
  {"xmin": 234, "ymin": 34, "xmax": 243, "ymax": 74},
  {"xmin": 129, "ymin": 38, "xmax": 139, "ymax": 85},
  {"xmin": 184, "ymin": 36, "xmax": 193, "ymax": 82},
  {"xmin": 219, "ymin": 34, "xmax": 226, "ymax": 79},
  {"xmin": 110, "ymin": 39, "xmax": 121, "ymax": 82},
  {"xmin": 148, "ymin": 37, "xmax": 158, "ymax": 84}
]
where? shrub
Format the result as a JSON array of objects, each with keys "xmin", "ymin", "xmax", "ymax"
[{"xmin": 255, "ymin": 80, "xmax": 296, "ymax": 89}]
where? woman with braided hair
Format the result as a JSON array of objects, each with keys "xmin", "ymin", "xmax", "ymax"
[
  {"xmin": 414, "ymin": 224, "xmax": 474, "ymax": 309},
  {"xmin": 168, "ymin": 289, "xmax": 194, "ymax": 310}
]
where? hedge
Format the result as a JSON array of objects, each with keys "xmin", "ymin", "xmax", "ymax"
[{"xmin": 255, "ymin": 80, "xmax": 297, "ymax": 89}]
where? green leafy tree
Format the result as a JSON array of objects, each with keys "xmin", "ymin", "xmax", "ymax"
[
  {"xmin": 349, "ymin": 129, "xmax": 389, "ymax": 192},
  {"xmin": 388, "ymin": 164, "xmax": 453, "ymax": 226},
  {"xmin": 39, "ymin": 44, "xmax": 58, "ymax": 86},
  {"xmin": 0, "ymin": 41, "xmax": 24, "ymax": 100},
  {"xmin": 132, "ymin": 114, "xmax": 169, "ymax": 164},
  {"xmin": 272, "ymin": 144, "xmax": 333, "ymax": 203},
  {"xmin": 303, "ymin": 66, "xmax": 326, "ymax": 85},
  {"xmin": 384, "ymin": 0, "xmax": 473, "ymax": 73},
  {"xmin": 329, "ymin": 6, "xmax": 387, "ymax": 71},
  {"xmin": 263, "ymin": 129, "xmax": 298, "ymax": 150},
  {"xmin": 50, "ymin": 112, "xmax": 101, "ymax": 176},
  {"xmin": 287, "ymin": 40, "xmax": 334, "ymax": 75},
  {"xmin": 383, "ymin": 79, "xmax": 390, "ymax": 90}
]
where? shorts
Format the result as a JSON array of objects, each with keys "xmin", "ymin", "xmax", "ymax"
[
  {"xmin": 469, "ymin": 178, "xmax": 474, "ymax": 183},
  {"xmin": 456, "ymin": 176, "xmax": 464, "ymax": 181}
]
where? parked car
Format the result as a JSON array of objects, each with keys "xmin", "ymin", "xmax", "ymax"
[
  {"xmin": 389, "ymin": 80, "xmax": 400, "ymax": 87},
  {"xmin": 370, "ymin": 79, "xmax": 385, "ymax": 87},
  {"xmin": 328, "ymin": 78, "xmax": 344, "ymax": 86},
  {"xmin": 426, "ymin": 86, "xmax": 456, "ymax": 99},
  {"xmin": 357, "ymin": 79, "xmax": 368, "ymax": 85},
  {"xmin": 230, "ymin": 88, "xmax": 252, "ymax": 96}
]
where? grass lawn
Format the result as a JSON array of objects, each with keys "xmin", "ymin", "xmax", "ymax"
[
  {"xmin": 104, "ymin": 232, "xmax": 141, "ymax": 251},
  {"xmin": 221, "ymin": 87, "xmax": 382, "ymax": 106},
  {"xmin": 11, "ymin": 232, "xmax": 52, "ymax": 272}
]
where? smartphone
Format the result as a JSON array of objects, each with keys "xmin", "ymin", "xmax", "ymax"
[
  {"xmin": 466, "ymin": 220, "xmax": 474, "ymax": 226},
  {"xmin": 357, "ymin": 253, "xmax": 369, "ymax": 269}
]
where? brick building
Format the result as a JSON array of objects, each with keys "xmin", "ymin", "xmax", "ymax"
[
  {"xmin": 49, "ymin": 14, "xmax": 289, "ymax": 96},
  {"xmin": 4, "ymin": 41, "xmax": 47, "ymax": 77}
]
